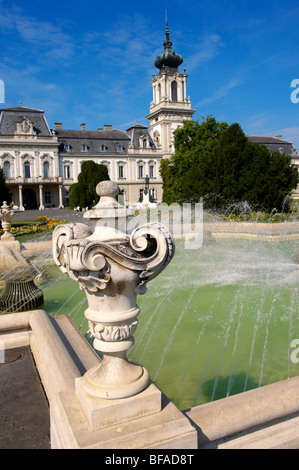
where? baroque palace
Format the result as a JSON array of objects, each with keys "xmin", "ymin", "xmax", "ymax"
[{"xmin": 0, "ymin": 20, "xmax": 298, "ymax": 209}]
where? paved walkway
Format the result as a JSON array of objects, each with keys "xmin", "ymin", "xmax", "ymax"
[
  {"xmin": 12, "ymin": 208, "xmax": 86, "ymax": 224},
  {"xmin": 0, "ymin": 346, "xmax": 50, "ymax": 449}
]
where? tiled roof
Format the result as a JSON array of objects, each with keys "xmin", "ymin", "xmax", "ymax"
[
  {"xmin": 247, "ymin": 136, "xmax": 291, "ymax": 144},
  {"xmin": 0, "ymin": 106, "xmax": 44, "ymax": 113},
  {"xmin": 54, "ymin": 129, "xmax": 130, "ymax": 141},
  {"xmin": 0, "ymin": 106, "xmax": 52, "ymax": 136}
]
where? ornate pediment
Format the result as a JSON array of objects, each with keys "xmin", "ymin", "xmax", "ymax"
[{"xmin": 15, "ymin": 116, "xmax": 35, "ymax": 136}]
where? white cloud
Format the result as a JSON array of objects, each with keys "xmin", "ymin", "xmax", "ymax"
[
  {"xmin": 0, "ymin": 5, "xmax": 74, "ymax": 63},
  {"xmin": 196, "ymin": 77, "xmax": 242, "ymax": 107},
  {"xmin": 185, "ymin": 33, "xmax": 225, "ymax": 72}
]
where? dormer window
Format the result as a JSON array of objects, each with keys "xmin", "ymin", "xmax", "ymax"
[
  {"xmin": 81, "ymin": 143, "xmax": 88, "ymax": 152},
  {"xmin": 100, "ymin": 144, "xmax": 108, "ymax": 152},
  {"xmin": 117, "ymin": 144, "xmax": 125, "ymax": 153},
  {"xmin": 64, "ymin": 143, "xmax": 71, "ymax": 152}
]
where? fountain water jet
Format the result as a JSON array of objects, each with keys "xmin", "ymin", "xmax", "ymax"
[{"xmin": 0, "ymin": 202, "xmax": 44, "ymax": 312}]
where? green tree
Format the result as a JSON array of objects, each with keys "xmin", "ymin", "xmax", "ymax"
[
  {"xmin": 0, "ymin": 167, "xmax": 11, "ymax": 204},
  {"xmin": 69, "ymin": 161, "xmax": 109, "ymax": 209},
  {"xmin": 161, "ymin": 118, "xmax": 298, "ymax": 212},
  {"xmin": 160, "ymin": 116, "xmax": 228, "ymax": 204}
]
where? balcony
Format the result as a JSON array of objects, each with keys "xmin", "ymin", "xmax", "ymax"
[{"xmin": 5, "ymin": 176, "xmax": 62, "ymax": 184}]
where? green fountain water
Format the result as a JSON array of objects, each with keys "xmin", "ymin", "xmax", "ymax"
[{"xmin": 37, "ymin": 235, "xmax": 299, "ymax": 411}]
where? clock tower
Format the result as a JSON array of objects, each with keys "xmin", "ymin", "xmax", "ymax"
[{"xmin": 146, "ymin": 14, "xmax": 196, "ymax": 157}]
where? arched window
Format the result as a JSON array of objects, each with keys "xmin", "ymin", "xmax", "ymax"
[
  {"xmin": 3, "ymin": 161, "xmax": 11, "ymax": 179},
  {"xmin": 43, "ymin": 161, "xmax": 50, "ymax": 178},
  {"xmin": 143, "ymin": 138, "xmax": 147, "ymax": 148},
  {"xmin": 171, "ymin": 81, "xmax": 178, "ymax": 102},
  {"xmin": 158, "ymin": 83, "xmax": 162, "ymax": 101},
  {"xmin": 24, "ymin": 161, "xmax": 31, "ymax": 178}
]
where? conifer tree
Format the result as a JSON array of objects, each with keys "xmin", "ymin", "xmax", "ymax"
[
  {"xmin": 69, "ymin": 161, "xmax": 109, "ymax": 209},
  {"xmin": 0, "ymin": 167, "xmax": 11, "ymax": 204},
  {"xmin": 160, "ymin": 117, "xmax": 298, "ymax": 212}
]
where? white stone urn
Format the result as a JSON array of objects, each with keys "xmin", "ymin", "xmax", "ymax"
[
  {"xmin": 0, "ymin": 202, "xmax": 14, "ymax": 241},
  {"xmin": 52, "ymin": 181, "xmax": 175, "ymax": 402}
]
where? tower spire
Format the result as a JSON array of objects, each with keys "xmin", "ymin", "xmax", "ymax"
[
  {"xmin": 154, "ymin": 11, "xmax": 183, "ymax": 71},
  {"xmin": 165, "ymin": 8, "xmax": 169, "ymax": 40},
  {"xmin": 164, "ymin": 8, "xmax": 172, "ymax": 50}
]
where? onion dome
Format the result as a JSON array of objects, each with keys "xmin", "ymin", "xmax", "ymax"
[{"xmin": 154, "ymin": 16, "xmax": 183, "ymax": 72}]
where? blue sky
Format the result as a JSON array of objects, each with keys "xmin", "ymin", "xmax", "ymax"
[{"xmin": 1, "ymin": 0, "xmax": 299, "ymax": 148}]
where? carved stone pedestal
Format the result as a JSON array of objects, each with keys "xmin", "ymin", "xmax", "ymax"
[
  {"xmin": 52, "ymin": 180, "xmax": 175, "ymax": 430},
  {"xmin": 75, "ymin": 379, "xmax": 161, "ymax": 430}
]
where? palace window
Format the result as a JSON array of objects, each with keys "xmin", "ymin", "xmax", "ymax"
[
  {"xmin": 117, "ymin": 144, "xmax": 125, "ymax": 153},
  {"xmin": 171, "ymin": 81, "xmax": 178, "ymax": 102},
  {"xmin": 149, "ymin": 164, "xmax": 154, "ymax": 178},
  {"xmin": 3, "ymin": 161, "xmax": 11, "ymax": 179},
  {"xmin": 45, "ymin": 191, "xmax": 51, "ymax": 204},
  {"xmin": 118, "ymin": 165, "xmax": 124, "ymax": 179},
  {"xmin": 43, "ymin": 161, "xmax": 50, "ymax": 179},
  {"xmin": 138, "ymin": 164, "xmax": 143, "ymax": 178},
  {"xmin": 24, "ymin": 161, "xmax": 31, "ymax": 178},
  {"xmin": 63, "ymin": 165, "xmax": 70, "ymax": 179}
]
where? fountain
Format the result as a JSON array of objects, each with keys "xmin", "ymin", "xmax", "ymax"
[
  {"xmin": 0, "ymin": 202, "xmax": 44, "ymax": 312},
  {"xmin": 139, "ymin": 175, "xmax": 157, "ymax": 209},
  {"xmin": 35, "ymin": 205, "xmax": 299, "ymax": 412},
  {"xmin": 1, "ymin": 193, "xmax": 299, "ymax": 447}
]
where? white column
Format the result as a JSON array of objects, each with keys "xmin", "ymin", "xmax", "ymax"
[
  {"xmin": 15, "ymin": 151, "xmax": 20, "ymax": 178},
  {"xmin": 39, "ymin": 184, "xmax": 44, "ymax": 210},
  {"xmin": 178, "ymin": 78, "xmax": 183, "ymax": 102},
  {"xmin": 18, "ymin": 185, "xmax": 24, "ymax": 211},
  {"xmin": 35, "ymin": 151, "xmax": 40, "ymax": 177},
  {"xmin": 59, "ymin": 185, "xmax": 64, "ymax": 208},
  {"xmin": 183, "ymin": 76, "xmax": 187, "ymax": 102},
  {"xmin": 163, "ymin": 75, "xmax": 167, "ymax": 99}
]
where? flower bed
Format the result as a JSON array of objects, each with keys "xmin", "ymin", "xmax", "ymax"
[{"xmin": 0, "ymin": 216, "xmax": 66, "ymax": 238}]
